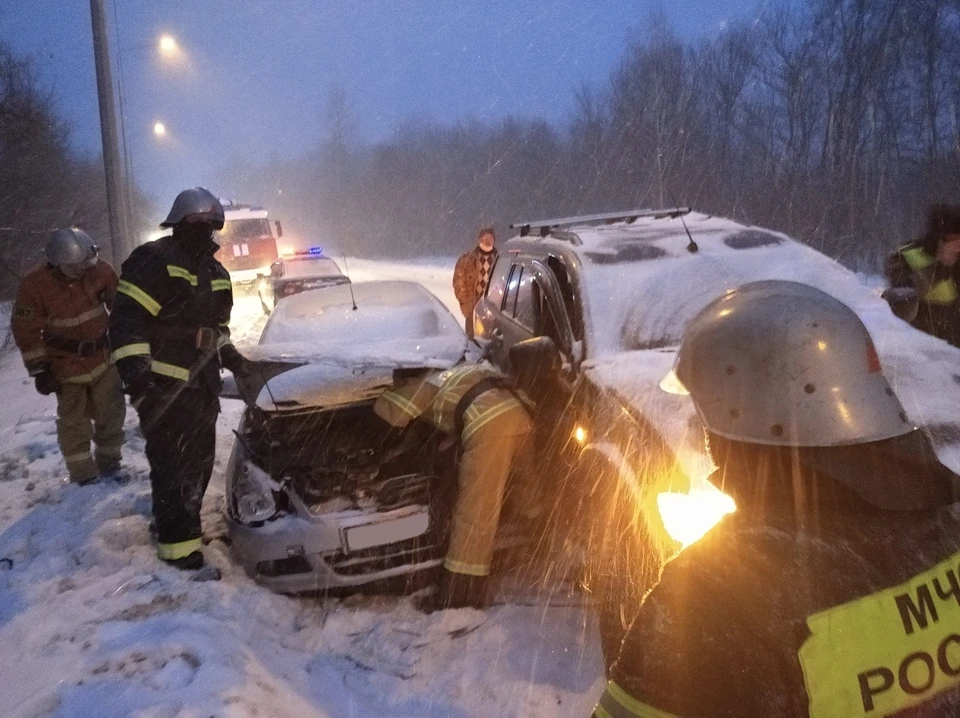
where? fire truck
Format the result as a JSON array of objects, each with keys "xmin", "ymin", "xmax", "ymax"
[{"xmin": 215, "ymin": 200, "xmax": 281, "ymax": 288}]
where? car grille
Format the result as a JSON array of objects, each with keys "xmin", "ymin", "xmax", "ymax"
[
  {"xmin": 302, "ymin": 470, "xmax": 433, "ymax": 515},
  {"xmin": 325, "ymin": 534, "xmax": 445, "ymax": 576},
  {"xmin": 375, "ymin": 472, "xmax": 432, "ymax": 512}
]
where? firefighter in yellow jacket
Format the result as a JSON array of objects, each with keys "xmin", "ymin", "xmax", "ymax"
[
  {"xmin": 374, "ymin": 363, "xmax": 533, "ymax": 609},
  {"xmin": 11, "ymin": 228, "xmax": 126, "ymax": 484},
  {"xmin": 886, "ymin": 203, "xmax": 960, "ymax": 346}
]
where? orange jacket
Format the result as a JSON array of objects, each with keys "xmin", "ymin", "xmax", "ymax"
[{"xmin": 12, "ymin": 261, "xmax": 118, "ymax": 381}]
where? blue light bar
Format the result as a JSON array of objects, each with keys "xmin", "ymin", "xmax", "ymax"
[{"xmin": 289, "ymin": 246, "xmax": 324, "ymax": 257}]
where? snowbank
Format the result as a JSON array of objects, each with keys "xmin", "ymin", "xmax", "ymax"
[{"xmin": 0, "ymin": 261, "xmax": 604, "ymax": 718}]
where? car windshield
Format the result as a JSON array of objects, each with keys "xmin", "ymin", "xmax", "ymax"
[
  {"xmin": 250, "ymin": 279, "xmax": 467, "ymax": 368},
  {"xmin": 219, "ymin": 218, "xmax": 271, "ymax": 242},
  {"xmin": 282, "ymin": 257, "xmax": 342, "ymax": 279}
]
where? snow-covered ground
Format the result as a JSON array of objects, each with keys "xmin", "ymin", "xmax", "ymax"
[{"xmin": 0, "ymin": 259, "xmax": 604, "ymax": 718}]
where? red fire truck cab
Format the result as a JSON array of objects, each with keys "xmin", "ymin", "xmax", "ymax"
[{"xmin": 215, "ymin": 201, "xmax": 281, "ymax": 289}]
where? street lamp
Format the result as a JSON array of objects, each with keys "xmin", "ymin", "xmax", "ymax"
[
  {"xmin": 116, "ymin": 34, "xmax": 181, "ymax": 232},
  {"xmin": 159, "ymin": 34, "xmax": 178, "ymax": 55}
]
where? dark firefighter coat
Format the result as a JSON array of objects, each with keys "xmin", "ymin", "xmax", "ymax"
[
  {"xmin": 594, "ymin": 502, "xmax": 960, "ymax": 718},
  {"xmin": 12, "ymin": 260, "xmax": 118, "ymax": 382},
  {"xmin": 109, "ymin": 235, "xmax": 235, "ymax": 392},
  {"xmin": 887, "ymin": 241, "xmax": 960, "ymax": 346}
]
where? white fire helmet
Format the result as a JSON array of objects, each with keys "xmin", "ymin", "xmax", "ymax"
[
  {"xmin": 160, "ymin": 187, "xmax": 224, "ymax": 230},
  {"xmin": 46, "ymin": 227, "xmax": 99, "ymax": 278},
  {"xmin": 662, "ymin": 280, "xmax": 914, "ymax": 447}
]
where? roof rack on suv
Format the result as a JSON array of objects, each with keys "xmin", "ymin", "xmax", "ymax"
[{"xmin": 510, "ymin": 207, "xmax": 691, "ymax": 238}]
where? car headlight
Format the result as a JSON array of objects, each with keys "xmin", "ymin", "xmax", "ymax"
[{"xmin": 235, "ymin": 460, "xmax": 279, "ymax": 524}]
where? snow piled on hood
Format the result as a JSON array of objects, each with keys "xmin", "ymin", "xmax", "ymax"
[{"xmin": 0, "ymin": 276, "xmax": 603, "ymax": 718}]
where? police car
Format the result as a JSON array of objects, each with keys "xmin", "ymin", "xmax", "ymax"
[{"xmin": 264, "ymin": 247, "xmax": 349, "ymax": 304}]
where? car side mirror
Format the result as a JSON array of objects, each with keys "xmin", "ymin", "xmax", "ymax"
[
  {"xmin": 275, "ymin": 221, "xmax": 283, "ymax": 238},
  {"xmin": 881, "ymin": 287, "xmax": 919, "ymax": 323},
  {"xmin": 509, "ymin": 336, "xmax": 561, "ymax": 395}
]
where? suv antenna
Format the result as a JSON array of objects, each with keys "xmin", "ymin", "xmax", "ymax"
[
  {"xmin": 342, "ymin": 255, "xmax": 358, "ymax": 310},
  {"xmin": 668, "ymin": 189, "xmax": 698, "ymax": 253}
]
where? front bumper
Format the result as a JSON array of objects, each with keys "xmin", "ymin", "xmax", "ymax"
[{"xmin": 227, "ymin": 504, "xmax": 442, "ymax": 594}]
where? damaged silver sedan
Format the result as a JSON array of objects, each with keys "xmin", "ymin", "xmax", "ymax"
[{"xmin": 223, "ymin": 280, "xmax": 470, "ymax": 593}]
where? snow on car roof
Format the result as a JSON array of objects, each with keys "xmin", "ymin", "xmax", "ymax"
[
  {"xmin": 248, "ymin": 279, "xmax": 467, "ymax": 370},
  {"xmin": 539, "ymin": 212, "xmax": 870, "ymax": 357},
  {"xmin": 280, "ymin": 256, "xmax": 344, "ymax": 279},
  {"xmin": 552, "ymin": 213, "xmax": 960, "ymax": 476}
]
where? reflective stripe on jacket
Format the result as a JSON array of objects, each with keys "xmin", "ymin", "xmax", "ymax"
[
  {"xmin": 594, "ymin": 681, "xmax": 677, "ymax": 718},
  {"xmin": 900, "ymin": 246, "xmax": 959, "ymax": 305},
  {"xmin": 108, "ymin": 235, "xmax": 234, "ymax": 387},
  {"xmin": 374, "ymin": 364, "xmax": 524, "ymax": 441},
  {"xmin": 431, "ymin": 365, "xmax": 523, "ymax": 439},
  {"xmin": 373, "ymin": 374, "xmax": 439, "ymax": 428},
  {"xmin": 11, "ymin": 261, "xmax": 118, "ymax": 380}
]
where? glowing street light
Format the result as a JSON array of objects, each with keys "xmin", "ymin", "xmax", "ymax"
[
  {"xmin": 116, "ymin": 33, "xmax": 183, "ymax": 236},
  {"xmin": 158, "ymin": 34, "xmax": 178, "ymax": 56}
]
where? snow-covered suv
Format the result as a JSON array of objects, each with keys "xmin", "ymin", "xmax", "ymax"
[{"xmin": 473, "ymin": 208, "xmax": 960, "ymax": 652}]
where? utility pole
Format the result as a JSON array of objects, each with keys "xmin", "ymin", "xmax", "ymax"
[{"xmin": 89, "ymin": 0, "xmax": 129, "ymax": 263}]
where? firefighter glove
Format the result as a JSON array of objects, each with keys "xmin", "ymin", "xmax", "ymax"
[
  {"xmin": 219, "ymin": 344, "xmax": 252, "ymax": 378},
  {"xmin": 33, "ymin": 367, "xmax": 60, "ymax": 396},
  {"xmin": 115, "ymin": 356, "xmax": 151, "ymax": 394}
]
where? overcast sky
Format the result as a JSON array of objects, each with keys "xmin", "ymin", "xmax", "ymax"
[{"xmin": 2, "ymin": 0, "xmax": 766, "ymax": 209}]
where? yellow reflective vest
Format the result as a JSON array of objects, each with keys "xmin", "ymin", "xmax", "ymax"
[{"xmin": 595, "ymin": 507, "xmax": 960, "ymax": 717}]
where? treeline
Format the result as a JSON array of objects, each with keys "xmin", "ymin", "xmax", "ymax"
[
  {"xmin": 0, "ymin": 43, "xmax": 116, "ymax": 297},
  {"xmin": 226, "ymin": 0, "xmax": 960, "ymax": 270}
]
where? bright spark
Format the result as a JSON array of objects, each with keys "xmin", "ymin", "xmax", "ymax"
[{"xmin": 658, "ymin": 488, "xmax": 736, "ymax": 548}]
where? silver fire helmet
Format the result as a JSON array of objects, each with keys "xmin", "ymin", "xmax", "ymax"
[
  {"xmin": 662, "ymin": 280, "xmax": 914, "ymax": 447},
  {"xmin": 160, "ymin": 187, "xmax": 225, "ymax": 229},
  {"xmin": 46, "ymin": 227, "xmax": 99, "ymax": 278}
]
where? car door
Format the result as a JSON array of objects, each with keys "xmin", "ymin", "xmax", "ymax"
[{"xmin": 474, "ymin": 257, "xmax": 532, "ymax": 367}]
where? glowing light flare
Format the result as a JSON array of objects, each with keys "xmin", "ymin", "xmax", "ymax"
[
  {"xmin": 158, "ymin": 35, "xmax": 178, "ymax": 56},
  {"xmin": 574, "ymin": 426, "xmax": 587, "ymax": 444},
  {"xmin": 657, "ymin": 488, "xmax": 736, "ymax": 548},
  {"xmin": 153, "ymin": 122, "xmax": 167, "ymax": 137}
]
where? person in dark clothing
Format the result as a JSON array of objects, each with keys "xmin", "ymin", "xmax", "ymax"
[
  {"xmin": 453, "ymin": 227, "xmax": 498, "ymax": 338},
  {"xmin": 594, "ymin": 281, "xmax": 960, "ymax": 718},
  {"xmin": 885, "ymin": 203, "xmax": 960, "ymax": 346},
  {"xmin": 109, "ymin": 187, "xmax": 250, "ymax": 571}
]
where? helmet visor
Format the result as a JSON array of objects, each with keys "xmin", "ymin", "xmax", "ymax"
[
  {"xmin": 60, "ymin": 248, "xmax": 98, "ymax": 278},
  {"xmin": 659, "ymin": 368, "xmax": 690, "ymax": 395}
]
